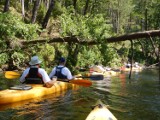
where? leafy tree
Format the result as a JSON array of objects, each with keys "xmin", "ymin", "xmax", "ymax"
[{"xmin": 0, "ymin": 12, "xmax": 40, "ymax": 69}]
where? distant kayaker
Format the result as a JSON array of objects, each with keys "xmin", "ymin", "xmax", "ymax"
[
  {"xmin": 49, "ymin": 57, "xmax": 74, "ymax": 80},
  {"xmin": 20, "ymin": 56, "xmax": 56, "ymax": 88},
  {"xmin": 134, "ymin": 62, "xmax": 140, "ymax": 68},
  {"xmin": 126, "ymin": 63, "xmax": 131, "ymax": 68},
  {"xmin": 91, "ymin": 62, "xmax": 106, "ymax": 73}
]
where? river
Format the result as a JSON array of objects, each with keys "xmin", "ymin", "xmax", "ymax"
[{"xmin": 0, "ymin": 69, "xmax": 160, "ymax": 120}]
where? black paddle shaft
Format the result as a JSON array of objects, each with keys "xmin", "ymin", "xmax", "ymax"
[{"xmin": 77, "ymin": 75, "xmax": 104, "ymax": 80}]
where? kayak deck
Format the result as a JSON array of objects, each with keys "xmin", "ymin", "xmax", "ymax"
[
  {"xmin": 0, "ymin": 81, "xmax": 77, "ymax": 104},
  {"xmin": 86, "ymin": 100, "xmax": 117, "ymax": 120}
]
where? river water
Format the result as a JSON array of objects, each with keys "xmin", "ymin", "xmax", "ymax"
[{"xmin": 0, "ymin": 69, "xmax": 160, "ymax": 120}]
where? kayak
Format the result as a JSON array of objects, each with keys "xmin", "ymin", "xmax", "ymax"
[
  {"xmin": 86, "ymin": 71, "xmax": 119, "ymax": 78},
  {"xmin": 85, "ymin": 100, "xmax": 117, "ymax": 120},
  {"xmin": 0, "ymin": 81, "xmax": 77, "ymax": 104},
  {"xmin": 121, "ymin": 67, "xmax": 143, "ymax": 72}
]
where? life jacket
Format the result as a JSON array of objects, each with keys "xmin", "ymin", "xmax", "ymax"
[
  {"xmin": 55, "ymin": 66, "xmax": 67, "ymax": 79},
  {"xmin": 24, "ymin": 67, "xmax": 44, "ymax": 84}
]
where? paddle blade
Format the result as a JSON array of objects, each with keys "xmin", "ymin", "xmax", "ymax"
[
  {"xmin": 88, "ymin": 75, "xmax": 104, "ymax": 80},
  {"xmin": 76, "ymin": 75, "xmax": 104, "ymax": 80},
  {"xmin": 69, "ymin": 80, "xmax": 92, "ymax": 87},
  {"xmin": 5, "ymin": 71, "xmax": 21, "ymax": 79}
]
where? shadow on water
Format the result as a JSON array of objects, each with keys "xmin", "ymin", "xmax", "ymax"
[{"xmin": 0, "ymin": 69, "xmax": 160, "ymax": 120}]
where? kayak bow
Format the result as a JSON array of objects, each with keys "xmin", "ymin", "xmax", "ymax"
[{"xmin": 86, "ymin": 100, "xmax": 117, "ymax": 120}]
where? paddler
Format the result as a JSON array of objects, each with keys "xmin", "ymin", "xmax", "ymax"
[
  {"xmin": 91, "ymin": 62, "xmax": 106, "ymax": 73},
  {"xmin": 49, "ymin": 57, "xmax": 74, "ymax": 80},
  {"xmin": 20, "ymin": 56, "xmax": 56, "ymax": 88}
]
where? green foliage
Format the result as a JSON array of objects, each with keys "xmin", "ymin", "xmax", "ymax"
[
  {"xmin": 77, "ymin": 44, "xmax": 122, "ymax": 68},
  {"xmin": 59, "ymin": 12, "xmax": 111, "ymax": 41},
  {"xmin": 100, "ymin": 44, "xmax": 122, "ymax": 67},
  {"xmin": 37, "ymin": 3, "xmax": 48, "ymax": 23},
  {"xmin": 147, "ymin": 2, "xmax": 160, "ymax": 29},
  {"xmin": 51, "ymin": 2, "xmax": 65, "ymax": 18},
  {"xmin": 37, "ymin": 44, "xmax": 55, "ymax": 70},
  {"xmin": 55, "ymin": 43, "xmax": 68, "ymax": 58},
  {"xmin": 0, "ymin": 53, "xmax": 9, "ymax": 66},
  {"xmin": 0, "ymin": 12, "xmax": 40, "ymax": 67},
  {"xmin": 85, "ymin": 14, "xmax": 111, "ymax": 40},
  {"xmin": 77, "ymin": 46, "xmax": 102, "ymax": 67},
  {"xmin": 0, "ymin": 12, "xmax": 40, "ymax": 40},
  {"xmin": 11, "ymin": 52, "xmax": 25, "ymax": 68},
  {"xmin": 131, "ymin": 49, "xmax": 146, "ymax": 64},
  {"xmin": 0, "ymin": 0, "xmax": 159, "ymax": 69},
  {"xmin": 0, "ymin": 38, "xmax": 7, "ymax": 50}
]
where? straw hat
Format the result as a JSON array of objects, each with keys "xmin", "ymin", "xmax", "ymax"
[{"xmin": 29, "ymin": 56, "xmax": 42, "ymax": 65}]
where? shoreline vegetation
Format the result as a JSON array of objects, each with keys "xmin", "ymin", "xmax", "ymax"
[
  {"xmin": 0, "ymin": 1, "xmax": 160, "ymax": 74},
  {"xmin": 1, "ymin": 63, "xmax": 159, "ymax": 79}
]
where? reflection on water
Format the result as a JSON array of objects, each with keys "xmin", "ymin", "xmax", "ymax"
[{"xmin": 0, "ymin": 69, "xmax": 160, "ymax": 120}]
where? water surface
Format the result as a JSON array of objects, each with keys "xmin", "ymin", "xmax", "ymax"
[{"xmin": 0, "ymin": 69, "xmax": 160, "ymax": 120}]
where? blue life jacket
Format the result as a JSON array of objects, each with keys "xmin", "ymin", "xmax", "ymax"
[
  {"xmin": 55, "ymin": 66, "xmax": 67, "ymax": 79},
  {"xmin": 24, "ymin": 67, "xmax": 44, "ymax": 84}
]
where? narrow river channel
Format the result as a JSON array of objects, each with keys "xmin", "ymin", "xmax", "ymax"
[{"xmin": 0, "ymin": 69, "xmax": 160, "ymax": 120}]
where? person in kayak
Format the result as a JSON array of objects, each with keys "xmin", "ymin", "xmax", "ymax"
[
  {"xmin": 91, "ymin": 62, "xmax": 106, "ymax": 73},
  {"xmin": 49, "ymin": 57, "xmax": 74, "ymax": 80},
  {"xmin": 20, "ymin": 56, "xmax": 56, "ymax": 88}
]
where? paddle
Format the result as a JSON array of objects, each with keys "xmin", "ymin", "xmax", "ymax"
[
  {"xmin": 57, "ymin": 79, "xmax": 92, "ymax": 87},
  {"xmin": 5, "ymin": 71, "xmax": 103, "ymax": 80},
  {"xmin": 76, "ymin": 74, "xmax": 104, "ymax": 80},
  {"xmin": 5, "ymin": 71, "xmax": 21, "ymax": 79},
  {"xmin": 5, "ymin": 71, "xmax": 92, "ymax": 87}
]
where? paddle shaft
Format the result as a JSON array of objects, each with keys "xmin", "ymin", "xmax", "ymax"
[
  {"xmin": 57, "ymin": 79, "xmax": 92, "ymax": 87},
  {"xmin": 76, "ymin": 75, "xmax": 104, "ymax": 80},
  {"xmin": 5, "ymin": 71, "xmax": 103, "ymax": 80},
  {"xmin": 5, "ymin": 71, "xmax": 92, "ymax": 87}
]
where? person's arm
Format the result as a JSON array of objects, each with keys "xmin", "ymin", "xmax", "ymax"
[
  {"xmin": 39, "ymin": 69, "xmax": 56, "ymax": 88},
  {"xmin": 49, "ymin": 67, "xmax": 56, "ymax": 79},
  {"xmin": 20, "ymin": 68, "xmax": 29, "ymax": 83},
  {"xmin": 62, "ymin": 67, "xmax": 74, "ymax": 80},
  {"xmin": 45, "ymin": 81, "xmax": 55, "ymax": 88}
]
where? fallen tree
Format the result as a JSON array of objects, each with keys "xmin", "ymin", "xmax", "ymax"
[{"xmin": 19, "ymin": 30, "xmax": 160, "ymax": 46}]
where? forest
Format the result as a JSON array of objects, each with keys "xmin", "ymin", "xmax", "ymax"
[{"xmin": 0, "ymin": 0, "xmax": 160, "ymax": 74}]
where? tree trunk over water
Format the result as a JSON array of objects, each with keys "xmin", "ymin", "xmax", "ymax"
[{"xmin": 19, "ymin": 30, "xmax": 160, "ymax": 46}]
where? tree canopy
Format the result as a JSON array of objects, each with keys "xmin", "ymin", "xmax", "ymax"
[{"xmin": 0, "ymin": 0, "xmax": 160, "ymax": 72}]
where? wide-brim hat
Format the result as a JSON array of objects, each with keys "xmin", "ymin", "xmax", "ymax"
[{"xmin": 29, "ymin": 56, "xmax": 42, "ymax": 65}]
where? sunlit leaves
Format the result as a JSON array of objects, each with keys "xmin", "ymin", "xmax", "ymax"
[
  {"xmin": 0, "ymin": 53, "xmax": 9, "ymax": 66},
  {"xmin": 78, "ymin": 46, "xmax": 102, "ymax": 67},
  {"xmin": 0, "ymin": 12, "xmax": 40, "ymax": 41},
  {"xmin": 0, "ymin": 12, "xmax": 40, "ymax": 68},
  {"xmin": 59, "ymin": 12, "xmax": 111, "ymax": 41},
  {"xmin": 11, "ymin": 52, "xmax": 25, "ymax": 68},
  {"xmin": 38, "ymin": 44, "xmax": 55, "ymax": 68}
]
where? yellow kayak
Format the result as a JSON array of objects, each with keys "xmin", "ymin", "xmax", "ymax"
[
  {"xmin": 86, "ymin": 100, "xmax": 117, "ymax": 120},
  {"xmin": 0, "ymin": 81, "xmax": 77, "ymax": 104}
]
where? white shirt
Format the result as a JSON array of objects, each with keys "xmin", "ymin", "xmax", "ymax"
[
  {"xmin": 20, "ymin": 67, "xmax": 51, "ymax": 83},
  {"xmin": 49, "ymin": 65, "xmax": 73, "ymax": 80},
  {"xmin": 92, "ymin": 65, "xmax": 105, "ymax": 73}
]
